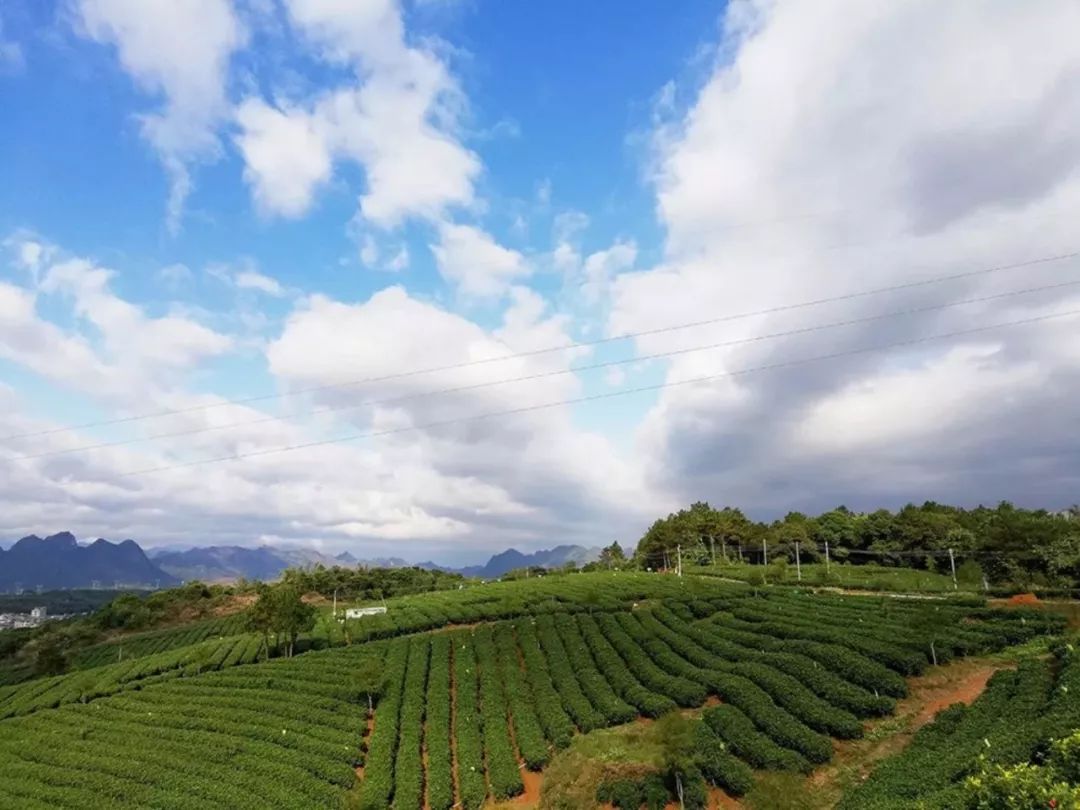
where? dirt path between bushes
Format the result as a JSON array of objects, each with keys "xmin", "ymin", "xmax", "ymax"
[
  {"xmin": 354, "ymin": 710, "xmax": 375, "ymax": 780},
  {"xmin": 804, "ymin": 658, "xmax": 1008, "ymax": 807}
]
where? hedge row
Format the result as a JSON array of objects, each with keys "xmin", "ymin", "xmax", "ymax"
[
  {"xmin": 838, "ymin": 661, "xmax": 1055, "ymax": 809},
  {"xmin": 512, "ymin": 621, "xmax": 575, "ymax": 748},
  {"xmin": 0, "ymin": 633, "xmax": 267, "ymax": 720},
  {"xmin": 551, "ymin": 613, "xmax": 636, "ymax": 725},
  {"xmin": 473, "ymin": 627, "xmax": 524, "ymax": 799},
  {"xmin": 639, "ymin": 609, "xmax": 870, "ymax": 731},
  {"xmin": 600, "ymin": 613, "xmax": 708, "ymax": 708},
  {"xmin": 624, "ymin": 621, "xmax": 833, "ymax": 764},
  {"xmin": 703, "ymin": 704, "xmax": 811, "ymax": 773},
  {"xmin": 425, "ymin": 635, "xmax": 454, "ymax": 810},
  {"xmin": 533, "ymin": 616, "xmax": 606, "ymax": 731},
  {"xmin": 451, "ymin": 632, "xmax": 487, "ymax": 810},
  {"xmin": 729, "ymin": 606, "xmax": 929, "ymax": 675},
  {"xmin": 356, "ymin": 639, "xmax": 409, "ymax": 810},
  {"xmin": 492, "ymin": 624, "xmax": 549, "ymax": 769},
  {"xmin": 0, "ymin": 646, "xmax": 371, "ymax": 809},
  {"xmin": 393, "ymin": 636, "xmax": 430, "ymax": 809},
  {"xmin": 575, "ymin": 614, "xmax": 676, "ymax": 718},
  {"xmin": 694, "ymin": 612, "xmax": 909, "ymax": 699},
  {"xmin": 657, "ymin": 603, "xmax": 894, "ymax": 715},
  {"xmin": 694, "ymin": 720, "xmax": 755, "ymax": 796}
]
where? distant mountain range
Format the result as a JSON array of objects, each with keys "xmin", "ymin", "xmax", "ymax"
[
  {"xmin": 430, "ymin": 545, "xmax": 603, "ymax": 579},
  {"xmin": 152, "ymin": 542, "xmax": 601, "ymax": 582},
  {"xmin": 149, "ymin": 545, "xmax": 382, "ymax": 582},
  {"xmin": 0, "ymin": 532, "xmax": 601, "ymax": 590},
  {"xmin": 0, "ymin": 532, "xmax": 179, "ymax": 591}
]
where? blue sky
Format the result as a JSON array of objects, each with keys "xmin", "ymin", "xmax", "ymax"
[
  {"xmin": 0, "ymin": 0, "xmax": 707, "ymax": 302},
  {"xmin": 1, "ymin": 1, "xmax": 1079, "ymax": 562}
]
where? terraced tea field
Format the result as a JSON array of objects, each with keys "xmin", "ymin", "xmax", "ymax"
[{"xmin": 0, "ymin": 574, "xmax": 1069, "ymax": 808}]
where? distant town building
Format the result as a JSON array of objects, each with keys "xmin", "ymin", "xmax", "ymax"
[
  {"xmin": 30, "ymin": 607, "xmax": 47, "ymax": 619},
  {"xmin": 344, "ymin": 606, "xmax": 387, "ymax": 620}
]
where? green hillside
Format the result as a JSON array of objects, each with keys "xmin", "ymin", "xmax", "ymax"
[{"xmin": 0, "ymin": 573, "xmax": 1071, "ymax": 809}]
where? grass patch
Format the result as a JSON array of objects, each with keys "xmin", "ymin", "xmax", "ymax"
[
  {"xmin": 745, "ymin": 772, "xmax": 820, "ymax": 810},
  {"xmin": 539, "ymin": 722, "xmax": 669, "ymax": 809}
]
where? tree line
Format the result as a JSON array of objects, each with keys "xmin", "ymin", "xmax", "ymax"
[{"xmin": 634, "ymin": 501, "xmax": 1080, "ymax": 589}]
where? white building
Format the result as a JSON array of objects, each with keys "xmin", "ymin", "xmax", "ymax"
[
  {"xmin": 30, "ymin": 607, "xmax": 47, "ymax": 619},
  {"xmin": 344, "ymin": 606, "xmax": 387, "ymax": 620}
]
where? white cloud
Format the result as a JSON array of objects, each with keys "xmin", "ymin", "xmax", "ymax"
[
  {"xmin": 1, "ymin": 232, "xmax": 658, "ymax": 558},
  {"xmin": 41, "ymin": 257, "xmax": 233, "ymax": 369},
  {"xmin": 234, "ymin": 0, "xmax": 480, "ymax": 227},
  {"xmin": 235, "ymin": 268, "xmax": 286, "ymax": 297},
  {"xmin": 234, "ymin": 98, "xmax": 332, "ymax": 218},
  {"xmin": 1, "ymin": 238, "xmax": 233, "ymax": 405},
  {"xmin": 206, "ymin": 258, "xmax": 286, "ymax": 298},
  {"xmin": 611, "ymin": 0, "xmax": 1080, "ymax": 513},
  {"xmin": 431, "ymin": 223, "xmax": 531, "ymax": 299},
  {"xmin": 75, "ymin": 0, "xmax": 246, "ymax": 232}
]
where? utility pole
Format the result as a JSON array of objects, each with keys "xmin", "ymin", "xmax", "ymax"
[
  {"xmin": 332, "ymin": 588, "xmax": 338, "ymax": 619},
  {"xmin": 738, "ymin": 544, "xmax": 743, "ymax": 564},
  {"xmin": 949, "ymin": 548, "xmax": 957, "ymax": 590},
  {"xmin": 825, "ymin": 541, "xmax": 831, "ymax": 573},
  {"xmin": 676, "ymin": 544, "xmax": 682, "ymax": 578},
  {"xmin": 709, "ymin": 535, "xmax": 716, "ymax": 566},
  {"xmin": 721, "ymin": 538, "xmax": 727, "ymax": 564},
  {"xmin": 795, "ymin": 541, "xmax": 802, "ymax": 581},
  {"xmin": 763, "ymin": 537, "xmax": 768, "ymax": 567}
]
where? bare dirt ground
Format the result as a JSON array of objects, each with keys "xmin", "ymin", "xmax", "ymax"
[
  {"xmin": 212, "ymin": 592, "xmax": 259, "ymax": 615},
  {"xmin": 517, "ymin": 770, "xmax": 544, "ymax": 805},
  {"xmin": 354, "ymin": 710, "xmax": 375, "ymax": 781}
]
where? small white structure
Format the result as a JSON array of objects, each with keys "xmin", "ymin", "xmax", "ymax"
[
  {"xmin": 344, "ymin": 606, "xmax": 387, "ymax": 620},
  {"xmin": 30, "ymin": 607, "xmax": 47, "ymax": 619}
]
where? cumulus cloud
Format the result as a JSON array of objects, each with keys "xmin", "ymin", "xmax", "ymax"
[
  {"xmin": 234, "ymin": 268, "xmax": 286, "ymax": 297},
  {"xmin": 206, "ymin": 258, "xmax": 286, "ymax": 298},
  {"xmin": 234, "ymin": 0, "xmax": 480, "ymax": 227},
  {"xmin": 431, "ymin": 222, "xmax": 531, "ymax": 299},
  {"xmin": 0, "ymin": 238, "xmax": 234, "ymax": 419},
  {"xmin": 613, "ymin": 0, "xmax": 1080, "ymax": 515},
  {"xmin": 75, "ymin": 0, "xmax": 246, "ymax": 232},
  {"xmin": 234, "ymin": 98, "xmax": 332, "ymax": 218},
  {"xmin": 259, "ymin": 284, "xmax": 654, "ymax": 550},
  {"xmin": 0, "ymin": 234, "xmax": 656, "ymax": 559}
]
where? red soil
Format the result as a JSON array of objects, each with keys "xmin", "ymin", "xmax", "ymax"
[
  {"xmin": 912, "ymin": 665, "xmax": 999, "ymax": 728},
  {"xmin": 355, "ymin": 710, "xmax": 375, "ymax": 780},
  {"xmin": 516, "ymin": 769, "xmax": 544, "ymax": 805},
  {"xmin": 1007, "ymin": 592, "xmax": 1041, "ymax": 606}
]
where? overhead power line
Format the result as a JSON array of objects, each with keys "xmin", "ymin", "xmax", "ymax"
[
  {"xmin": 10, "ymin": 276, "xmax": 1078, "ymax": 462},
  {"xmin": 91, "ymin": 306, "xmax": 1079, "ymax": 478},
  {"xmin": 3, "ymin": 249, "xmax": 1077, "ymax": 444}
]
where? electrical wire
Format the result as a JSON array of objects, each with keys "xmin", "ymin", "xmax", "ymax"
[
  {"xmin": 4, "ymin": 249, "xmax": 1077, "ymax": 443},
  {"xmin": 92, "ymin": 305, "xmax": 1080, "ymax": 478},
  {"xmin": 13, "ymin": 275, "xmax": 1077, "ymax": 462}
]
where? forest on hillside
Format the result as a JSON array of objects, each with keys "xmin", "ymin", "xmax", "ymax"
[{"xmin": 634, "ymin": 501, "xmax": 1080, "ymax": 590}]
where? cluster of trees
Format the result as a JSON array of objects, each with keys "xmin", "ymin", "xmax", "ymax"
[
  {"xmin": 268, "ymin": 565, "xmax": 465, "ymax": 601},
  {"xmin": 245, "ymin": 585, "xmax": 316, "ymax": 658},
  {"xmin": 635, "ymin": 501, "xmax": 1080, "ymax": 587}
]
